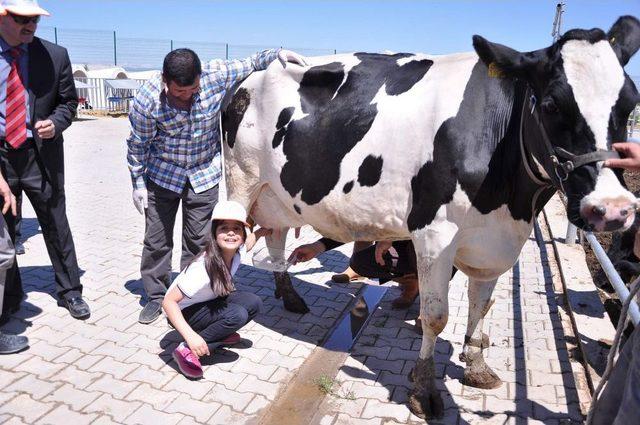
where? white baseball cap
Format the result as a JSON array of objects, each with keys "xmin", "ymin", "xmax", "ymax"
[
  {"xmin": 0, "ymin": 0, "xmax": 50, "ymax": 16},
  {"xmin": 212, "ymin": 201, "xmax": 250, "ymax": 227}
]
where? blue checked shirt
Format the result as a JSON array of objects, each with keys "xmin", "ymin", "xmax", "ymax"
[{"xmin": 127, "ymin": 48, "xmax": 279, "ymax": 194}]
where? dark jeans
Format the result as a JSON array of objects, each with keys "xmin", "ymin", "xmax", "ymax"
[
  {"xmin": 181, "ymin": 291, "xmax": 262, "ymax": 343},
  {"xmin": 141, "ymin": 180, "xmax": 218, "ymax": 302},
  {"xmin": 350, "ymin": 240, "xmax": 416, "ymax": 283}
]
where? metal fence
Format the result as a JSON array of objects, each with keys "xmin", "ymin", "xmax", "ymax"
[
  {"xmin": 34, "ymin": 25, "xmax": 342, "ymax": 112},
  {"xmin": 630, "ymin": 104, "xmax": 640, "ymax": 138},
  {"xmin": 38, "ymin": 26, "xmax": 338, "ymax": 70},
  {"xmin": 583, "ymin": 232, "xmax": 640, "ymax": 326},
  {"xmin": 564, "ymin": 136, "xmax": 640, "ymax": 327}
]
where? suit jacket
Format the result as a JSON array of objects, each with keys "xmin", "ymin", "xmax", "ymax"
[{"xmin": 27, "ymin": 37, "xmax": 78, "ymax": 189}]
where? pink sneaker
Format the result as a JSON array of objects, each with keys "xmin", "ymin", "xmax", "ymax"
[
  {"xmin": 220, "ymin": 332, "xmax": 241, "ymax": 346},
  {"xmin": 172, "ymin": 342, "xmax": 203, "ymax": 379}
]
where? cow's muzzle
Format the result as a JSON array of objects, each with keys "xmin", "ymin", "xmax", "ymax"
[{"xmin": 580, "ymin": 200, "xmax": 638, "ymax": 232}]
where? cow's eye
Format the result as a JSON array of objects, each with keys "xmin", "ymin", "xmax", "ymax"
[{"xmin": 541, "ymin": 98, "xmax": 559, "ymax": 115}]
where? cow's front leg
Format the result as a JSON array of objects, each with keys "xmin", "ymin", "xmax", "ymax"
[
  {"xmin": 266, "ymin": 229, "xmax": 309, "ymax": 314},
  {"xmin": 407, "ymin": 231, "xmax": 455, "ymax": 420},
  {"xmin": 460, "ymin": 277, "xmax": 501, "ymax": 389}
]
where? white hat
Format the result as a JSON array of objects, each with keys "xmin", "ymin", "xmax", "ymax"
[
  {"xmin": 0, "ymin": 0, "xmax": 50, "ymax": 16},
  {"xmin": 212, "ymin": 201, "xmax": 249, "ymax": 227}
]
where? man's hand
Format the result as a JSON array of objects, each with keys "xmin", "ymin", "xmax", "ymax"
[
  {"xmin": 288, "ymin": 241, "xmax": 325, "ymax": 264},
  {"xmin": 0, "ymin": 178, "xmax": 16, "ymax": 216},
  {"xmin": 374, "ymin": 241, "xmax": 393, "ymax": 266},
  {"xmin": 605, "ymin": 142, "xmax": 640, "ymax": 171},
  {"xmin": 34, "ymin": 119, "xmax": 56, "ymax": 140},
  {"xmin": 278, "ymin": 49, "xmax": 309, "ymax": 68},
  {"xmin": 132, "ymin": 188, "xmax": 148, "ymax": 215}
]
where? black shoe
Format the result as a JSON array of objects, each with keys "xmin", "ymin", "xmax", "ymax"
[
  {"xmin": 14, "ymin": 242, "xmax": 25, "ymax": 255},
  {"xmin": 139, "ymin": 300, "xmax": 162, "ymax": 324},
  {"xmin": 62, "ymin": 296, "xmax": 91, "ymax": 320},
  {"xmin": 0, "ymin": 331, "xmax": 29, "ymax": 354}
]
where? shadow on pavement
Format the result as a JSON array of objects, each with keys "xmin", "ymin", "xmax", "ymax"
[
  {"xmin": 488, "ymin": 224, "xmax": 582, "ymax": 424},
  {"xmin": 2, "ymin": 265, "xmax": 88, "ymax": 333},
  {"xmin": 0, "ymin": 300, "xmax": 41, "ymax": 334},
  {"xmin": 20, "ymin": 265, "xmax": 86, "ymax": 301},
  {"xmin": 124, "ymin": 272, "xmax": 179, "ymax": 307},
  {"xmin": 17, "ymin": 217, "xmax": 41, "ymax": 243},
  {"xmin": 337, "ymin": 293, "xmax": 468, "ymax": 424}
]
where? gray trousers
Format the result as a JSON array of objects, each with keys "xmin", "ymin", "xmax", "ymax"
[
  {"xmin": 141, "ymin": 180, "xmax": 218, "ymax": 302},
  {"xmin": 0, "ymin": 213, "xmax": 15, "ymax": 314},
  {"xmin": 592, "ymin": 325, "xmax": 640, "ymax": 425}
]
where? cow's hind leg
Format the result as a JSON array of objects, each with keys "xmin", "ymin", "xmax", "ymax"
[
  {"xmin": 407, "ymin": 242, "xmax": 455, "ymax": 420},
  {"xmin": 267, "ymin": 229, "xmax": 309, "ymax": 314},
  {"xmin": 460, "ymin": 277, "xmax": 501, "ymax": 389}
]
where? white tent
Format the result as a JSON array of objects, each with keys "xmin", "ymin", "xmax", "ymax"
[
  {"xmin": 74, "ymin": 80, "xmax": 96, "ymax": 89},
  {"xmin": 72, "ymin": 65, "xmax": 88, "ymax": 79},
  {"xmin": 127, "ymin": 70, "xmax": 160, "ymax": 80},
  {"xmin": 104, "ymin": 79, "xmax": 141, "ymax": 90},
  {"xmin": 86, "ymin": 67, "xmax": 128, "ymax": 79}
]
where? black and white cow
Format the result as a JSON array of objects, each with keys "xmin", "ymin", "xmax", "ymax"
[{"xmin": 223, "ymin": 17, "xmax": 640, "ymax": 419}]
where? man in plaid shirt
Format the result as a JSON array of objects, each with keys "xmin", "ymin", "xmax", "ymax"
[{"xmin": 127, "ymin": 47, "xmax": 307, "ymax": 324}]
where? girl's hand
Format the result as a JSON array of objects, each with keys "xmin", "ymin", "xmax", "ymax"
[
  {"xmin": 288, "ymin": 241, "xmax": 325, "ymax": 264},
  {"xmin": 186, "ymin": 334, "xmax": 210, "ymax": 358}
]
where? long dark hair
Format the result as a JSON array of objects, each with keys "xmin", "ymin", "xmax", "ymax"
[{"xmin": 191, "ymin": 219, "xmax": 247, "ymax": 297}]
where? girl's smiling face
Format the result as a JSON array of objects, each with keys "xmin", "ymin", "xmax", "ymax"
[{"xmin": 215, "ymin": 220, "xmax": 245, "ymax": 252}]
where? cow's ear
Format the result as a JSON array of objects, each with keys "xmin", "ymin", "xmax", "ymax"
[
  {"xmin": 607, "ymin": 15, "xmax": 640, "ymax": 66},
  {"xmin": 472, "ymin": 35, "xmax": 539, "ymax": 78}
]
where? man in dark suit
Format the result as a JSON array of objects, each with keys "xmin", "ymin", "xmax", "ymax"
[{"xmin": 0, "ymin": 0, "xmax": 90, "ymax": 320}]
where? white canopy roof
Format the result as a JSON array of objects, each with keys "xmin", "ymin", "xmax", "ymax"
[
  {"xmin": 74, "ymin": 80, "xmax": 97, "ymax": 89},
  {"xmin": 86, "ymin": 67, "xmax": 128, "ymax": 79},
  {"xmin": 72, "ymin": 65, "xmax": 88, "ymax": 79},
  {"xmin": 127, "ymin": 70, "xmax": 160, "ymax": 80},
  {"xmin": 104, "ymin": 79, "xmax": 141, "ymax": 90}
]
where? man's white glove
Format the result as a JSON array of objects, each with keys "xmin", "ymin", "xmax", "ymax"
[
  {"xmin": 132, "ymin": 188, "xmax": 148, "ymax": 215},
  {"xmin": 278, "ymin": 49, "xmax": 309, "ymax": 68}
]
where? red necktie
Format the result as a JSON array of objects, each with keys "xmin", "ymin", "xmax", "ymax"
[{"xmin": 5, "ymin": 47, "xmax": 27, "ymax": 149}]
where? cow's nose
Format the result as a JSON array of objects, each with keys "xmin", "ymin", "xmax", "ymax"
[
  {"xmin": 592, "ymin": 205, "xmax": 606, "ymax": 217},
  {"xmin": 581, "ymin": 201, "xmax": 636, "ymax": 232}
]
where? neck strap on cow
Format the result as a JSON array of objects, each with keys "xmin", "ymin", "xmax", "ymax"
[
  {"xmin": 519, "ymin": 91, "xmax": 550, "ymax": 188},
  {"xmin": 520, "ymin": 86, "xmax": 620, "ymax": 192}
]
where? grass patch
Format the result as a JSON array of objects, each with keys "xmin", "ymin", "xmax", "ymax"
[
  {"xmin": 314, "ymin": 375, "xmax": 335, "ymax": 395},
  {"xmin": 313, "ymin": 374, "xmax": 356, "ymax": 400}
]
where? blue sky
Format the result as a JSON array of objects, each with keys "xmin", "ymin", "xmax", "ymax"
[{"xmin": 37, "ymin": 0, "xmax": 640, "ymax": 76}]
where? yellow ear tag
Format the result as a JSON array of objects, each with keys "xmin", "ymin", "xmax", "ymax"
[
  {"xmin": 488, "ymin": 62, "xmax": 505, "ymax": 78},
  {"xmin": 610, "ymin": 36, "xmax": 616, "ymax": 45}
]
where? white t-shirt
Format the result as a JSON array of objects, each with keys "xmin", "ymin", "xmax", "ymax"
[{"xmin": 168, "ymin": 252, "xmax": 242, "ymax": 310}]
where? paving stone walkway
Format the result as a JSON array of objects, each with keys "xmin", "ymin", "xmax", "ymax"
[
  {"xmin": 317, "ymin": 225, "xmax": 586, "ymax": 424},
  {"xmin": 0, "ymin": 117, "xmax": 586, "ymax": 424}
]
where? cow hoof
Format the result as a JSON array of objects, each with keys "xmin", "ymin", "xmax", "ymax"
[
  {"xmin": 463, "ymin": 364, "xmax": 502, "ymax": 389},
  {"xmin": 407, "ymin": 389, "xmax": 444, "ymax": 420},
  {"xmin": 282, "ymin": 292, "xmax": 310, "ymax": 314}
]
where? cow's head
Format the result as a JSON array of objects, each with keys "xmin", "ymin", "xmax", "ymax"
[{"xmin": 473, "ymin": 16, "xmax": 640, "ymax": 232}]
